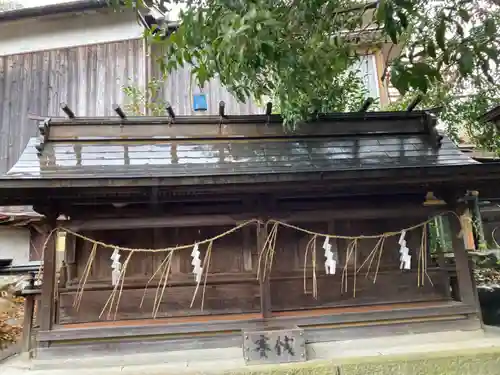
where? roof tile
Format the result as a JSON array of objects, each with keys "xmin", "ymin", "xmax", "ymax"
[{"xmin": 4, "ymin": 134, "xmax": 477, "ymax": 181}]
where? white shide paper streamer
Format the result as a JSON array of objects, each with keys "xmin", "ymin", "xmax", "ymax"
[
  {"xmin": 110, "ymin": 248, "xmax": 122, "ymax": 286},
  {"xmin": 191, "ymin": 243, "xmax": 203, "ymax": 283},
  {"xmin": 323, "ymin": 236, "xmax": 336, "ymax": 275},
  {"xmin": 398, "ymin": 230, "xmax": 411, "ymax": 270}
]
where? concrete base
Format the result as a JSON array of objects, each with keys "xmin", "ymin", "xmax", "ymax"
[
  {"xmin": 0, "ymin": 343, "xmax": 20, "ymax": 364},
  {"xmin": 2, "ymin": 327, "xmax": 500, "ymax": 375}
]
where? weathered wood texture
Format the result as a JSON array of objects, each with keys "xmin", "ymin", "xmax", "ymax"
[
  {"xmin": 21, "ymin": 293, "xmax": 35, "ymax": 356},
  {"xmin": 0, "ymin": 40, "xmax": 145, "ymax": 174},
  {"xmin": 29, "ymin": 227, "xmax": 47, "ymax": 262},
  {"xmin": 35, "ymin": 316, "xmax": 480, "ymax": 360},
  {"xmin": 72, "ymin": 225, "xmax": 258, "ymax": 280},
  {"xmin": 42, "ymin": 301, "xmax": 476, "ymax": 342},
  {"xmin": 269, "ymin": 219, "xmax": 426, "ymax": 275},
  {"xmin": 59, "ymin": 225, "xmax": 260, "ymax": 323},
  {"xmin": 58, "ymin": 216, "xmax": 450, "ymax": 324},
  {"xmin": 269, "ymin": 220, "xmax": 447, "ymax": 311},
  {"xmin": 449, "ymin": 212, "xmax": 479, "ymax": 311},
  {"xmin": 40, "ymin": 219, "xmax": 57, "ymax": 334},
  {"xmin": 59, "ymin": 284, "xmax": 261, "ymax": 324},
  {"xmin": 45, "ymin": 115, "xmax": 426, "ymax": 141},
  {"xmin": 258, "ymin": 223, "xmax": 272, "ymax": 319},
  {"xmin": 271, "ymin": 271, "xmax": 446, "ymax": 311},
  {"xmin": 0, "ymin": 39, "xmax": 261, "ymax": 175}
]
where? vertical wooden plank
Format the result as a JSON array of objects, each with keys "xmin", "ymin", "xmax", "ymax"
[
  {"xmin": 468, "ymin": 257, "xmax": 483, "ymax": 325},
  {"xmin": 21, "ymin": 273, "xmax": 35, "ymax": 357},
  {"xmin": 242, "ymin": 198, "xmax": 256, "ymax": 272},
  {"xmin": 448, "ymin": 210, "xmax": 479, "ymax": 310},
  {"xmin": 34, "ymin": 297, "xmax": 41, "ymax": 329},
  {"xmin": 327, "ymin": 221, "xmax": 339, "ymax": 267},
  {"xmin": 29, "ymin": 226, "xmax": 44, "ymax": 262},
  {"xmin": 39, "ymin": 216, "xmax": 57, "ymax": 336},
  {"xmin": 459, "ymin": 204, "xmax": 483, "ymax": 323},
  {"xmin": 258, "ymin": 223, "xmax": 271, "ymax": 319},
  {"xmin": 337, "ymin": 220, "xmax": 355, "ymax": 267},
  {"xmin": 64, "ymin": 234, "xmax": 77, "ymax": 283},
  {"xmin": 242, "ymin": 226, "xmax": 253, "ymax": 272},
  {"xmin": 171, "ymin": 227, "xmax": 181, "ymax": 274},
  {"xmin": 152, "ymin": 227, "xmax": 162, "ymax": 276},
  {"xmin": 21, "ymin": 295, "xmax": 34, "ymax": 356}
]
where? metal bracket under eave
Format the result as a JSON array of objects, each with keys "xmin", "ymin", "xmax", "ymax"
[
  {"xmin": 35, "ymin": 118, "xmax": 51, "ymax": 156},
  {"xmin": 424, "ymin": 111, "xmax": 443, "ymax": 149}
]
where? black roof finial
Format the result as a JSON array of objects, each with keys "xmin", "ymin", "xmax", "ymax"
[
  {"xmin": 166, "ymin": 103, "xmax": 175, "ymax": 119},
  {"xmin": 113, "ymin": 104, "xmax": 127, "ymax": 119},
  {"xmin": 219, "ymin": 101, "xmax": 226, "ymax": 118},
  {"xmin": 60, "ymin": 103, "xmax": 75, "ymax": 119},
  {"xmin": 406, "ymin": 95, "xmax": 423, "ymax": 112},
  {"xmin": 359, "ymin": 98, "xmax": 374, "ymax": 112},
  {"xmin": 265, "ymin": 102, "xmax": 273, "ymax": 116}
]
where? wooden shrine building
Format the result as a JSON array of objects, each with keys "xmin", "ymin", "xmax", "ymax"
[{"xmin": 0, "ymin": 106, "xmax": 499, "ymax": 362}]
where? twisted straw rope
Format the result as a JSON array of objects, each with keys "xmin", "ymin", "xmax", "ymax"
[
  {"xmin": 61, "ymin": 219, "xmax": 262, "ymax": 253},
  {"xmin": 35, "ymin": 211, "xmax": 467, "ymax": 320}
]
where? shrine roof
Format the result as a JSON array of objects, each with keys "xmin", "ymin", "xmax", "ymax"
[
  {"xmin": 6, "ymin": 130, "xmax": 475, "ymax": 181},
  {"xmin": 1, "ymin": 110, "xmax": 499, "ymax": 202}
]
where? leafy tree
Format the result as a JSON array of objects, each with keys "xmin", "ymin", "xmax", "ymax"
[
  {"xmin": 387, "ymin": 79, "xmax": 500, "ymax": 152},
  {"xmin": 386, "ymin": 0, "xmax": 500, "ymax": 152},
  {"xmin": 122, "ymin": 76, "xmax": 171, "ymax": 116},
  {"xmin": 111, "ymin": 0, "xmax": 500, "ymax": 128}
]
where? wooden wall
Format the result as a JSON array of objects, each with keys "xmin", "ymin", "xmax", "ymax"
[
  {"xmin": 0, "ymin": 39, "xmax": 146, "ymax": 174},
  {"xmin": 0, "ymin": 39, "xmax": 261, "ymax": 175},
  {"xmin": 270, "ymin": 219, "xmax": 447, "ymax": 311},
  {"xmin": 59, "ymin": 225, "xmax": 260, "ymax": 323},
  {"xmin": 57, "ymin": 213, "xmax": 451, "ymax": 325}
]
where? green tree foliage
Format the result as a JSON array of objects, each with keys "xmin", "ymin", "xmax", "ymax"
[
  {"xmin": 388, "ymin": 80, "xmax": 500, "ymax": 152},
  {"xmin": 111, "ymin": 0, "xmax": 500, "ymax": 129},
  {"xmin": 383, "ymin": 0, "xmax": 500, "ymax": 152},
  {"xmin": 122, "ymin": 76, "xmax": 170, "ymax": 116}
]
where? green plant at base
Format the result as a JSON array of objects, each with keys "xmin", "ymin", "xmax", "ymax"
[{"xmin": 122, "ymin": 76, "xmax": 169, "ymax": 116}]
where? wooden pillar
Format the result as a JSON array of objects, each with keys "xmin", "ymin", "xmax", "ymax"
[
  {"xmin": 21, "ymin": 273, "xmax": 36, "ymax": 357},
  {"xmin": 467, "ymin": 191, "xmax": 486, "ymax": 250},
  {"xmin": 448, "ymin": 209, "xmax": 480, "ymax": 312},
  {"xmin": 258, "ymin": 222, "xmax": 271, "ymax": 319},
  {"xmin": 39, "ymin": 215, "xmax": 58, "ymax": 337}
]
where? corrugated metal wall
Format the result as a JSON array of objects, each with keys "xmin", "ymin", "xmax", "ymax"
[{"xmin": 0, "ymin": 38, "xmax": 261, "ymax": 174}]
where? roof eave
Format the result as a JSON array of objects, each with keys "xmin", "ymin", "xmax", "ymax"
[
  {"xmin": 479, "ymin": 105, "xmax": 500, "ymax": 123},
  {"xmin": 0, "ymin": 163, "xmax": 499, "ymax": 204},
  {"xmin": 0, "ymin": 0, "xmax": 111, "ymax": 23}
]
